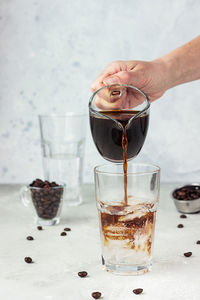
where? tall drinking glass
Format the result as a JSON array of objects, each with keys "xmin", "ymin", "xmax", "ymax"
[
  {"xmin": 94, "ymin": 163, "xmax": 160, "ymax": 275},
  {"xmin": 39, "ymin": 114, "xmax": 86, "ymax": 206}
]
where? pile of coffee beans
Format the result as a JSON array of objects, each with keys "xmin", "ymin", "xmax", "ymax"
[
  {"xmin": 173, "ymin": 185, "xmax": 200, "ymax": 200},
  {"xmin": 29, "ymin": 179, "xmax": 63, "ymax": 220}
]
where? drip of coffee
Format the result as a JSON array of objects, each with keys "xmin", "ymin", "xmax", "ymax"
[
  {"xmin": 122, "ymin": 127, "xmax": 128, "ymax": 204},
  {"xmin": 90, "ymin": 110, "xmax": 149, "ymax": 204}
]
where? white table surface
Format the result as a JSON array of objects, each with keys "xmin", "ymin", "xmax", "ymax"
[{"xmin": 1, "ymin": 183, "xmax": 200, "ymax": 300}]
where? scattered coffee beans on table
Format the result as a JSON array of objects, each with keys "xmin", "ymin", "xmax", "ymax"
[
  {"xmin": 180, "ymin": 214, "xmax": 187, "ymax": 218},
  {"xmin": 133, "ymin": 288, "xmax": 143, "ymax": 295},
  {"xmin": 78, "ymin": 271, "xmax": 88, "ymax": 278},
  {"xmin": 184, "ymin": 252, "xmax": 192, "ymax": 257},
  {"xmin": 24, "ymin": 257, "xmax": 33, "ymax": 263},
  {"xmin": 177, "ymin": 224, "xmax": 184, "ymax": 228},
  {"xmin": 64, "ymin": 227, "xmax": 71, "ymax": 231},
  {"xmin": 196, "ymin": 240, "xmax": 200, "ymax": 245},
  {"xmin": 30, "ymin": 179, "xmax": 63, "ymax": 220},
  {"xmin": 91, "ymin": 292, "xmax": 101, "ymax": 299},
  {"xmin": 37, "ymin": 226, "xmax": 43, "ymax": 230},
  {"xmin": 26, "ymin": 236, "xmax": 34, "ymax": 241},
  {"xmin": 60, "ymin": 232, "xmax": 67, "ymax": 236}
]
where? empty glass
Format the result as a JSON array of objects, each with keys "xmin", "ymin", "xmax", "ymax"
[{"xmin": 39, "ymin": 114, "xmax": 86, "ymax": 206}]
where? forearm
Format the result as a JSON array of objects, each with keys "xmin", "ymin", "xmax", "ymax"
[{"xmin": 157, "ymin": 35, "xmax": 200, "ymax": 90}]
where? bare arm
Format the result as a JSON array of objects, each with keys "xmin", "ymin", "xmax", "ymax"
[
  {"xmin": 91, "ymin": 35, "xmax": 200, "ymax": 107},
  {"xmin": 160, "ymin": 35, "xmax": 200, "ymax": 89}
]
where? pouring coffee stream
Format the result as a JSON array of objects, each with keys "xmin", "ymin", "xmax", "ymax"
[
  {"xmin": 89, "ymin": 84, "xmax": 150, "ymax": 205},
  {"xmin": 122, "ymin": 126, "xmax": 128, "ymax": 204}
]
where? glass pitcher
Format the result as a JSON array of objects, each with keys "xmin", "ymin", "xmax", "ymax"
[{"xmin": 89, "ymin": 84, "xmax": 150, "ymax": 162}]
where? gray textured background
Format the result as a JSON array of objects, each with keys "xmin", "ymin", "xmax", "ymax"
[{"xmin": 0, "ymin": 0, "xmax": 200, "ymax": 183}]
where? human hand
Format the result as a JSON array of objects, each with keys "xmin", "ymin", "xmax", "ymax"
[{"xmin": 91, "ymin": 59, "xmax": 168, "ymax": 109}]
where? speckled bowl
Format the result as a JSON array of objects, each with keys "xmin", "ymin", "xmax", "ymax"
[{"xmin": 172, "ymin": 183, "xmax": 200, "ymax": 214}]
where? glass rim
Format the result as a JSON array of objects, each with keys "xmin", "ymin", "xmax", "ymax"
[
  {"xmin": 38, "ymin": 112, "xmax": 87, "ymax": 119},
  {"xmin": 94, "ymin": 163, "xmax": 160, "ymax": 176},
  {"xmin": 89, "ymin": 83, "xmax": 150, "ymax": 109},
  {"xmin": 29, "ymin": 185, "xmax": 64, "ymax": 190}
]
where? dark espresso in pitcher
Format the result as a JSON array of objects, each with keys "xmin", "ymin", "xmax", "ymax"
[
  {"xmin": 90, "ymin": 110, "xmax": 149, "ymax": 162},
  {"xmin": 90, "ymin": 110, "xmax": 149, "ymax": 205}
]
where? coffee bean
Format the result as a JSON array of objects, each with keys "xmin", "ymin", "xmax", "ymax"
[
  {"xmin": 180, "ymin": 214, "xmax": 187, "ymax": 218},
  {"xmin": 26, "ymin": 236, "xmax": 34, "ymax": 241},
  {"xmin": 184, "ymin": 252, "xmax": 192, "ymax": 257},
  {"xmin": 78, "ymin": 271, "xmax": 88, "ymax": 278},
  {"xmin": 37, "ymin": 226, "xmax": 43, "ymax": 230},
  {"xmin": 64, "ymin": 227, "xmax": 71, "ymax": 232},
  {"xmin": 44, "ymin": 184, "xmax": 50, "ymax": 189},
  {"xmin": 60, "ymin": 232, "xmax": 67, "ymax": 236},
  {"xmin": 177, "ymin": 224, "xmax": 184, "ymax": 228},
  {"xmin": 24, "ymin": 257, "xmax": 33, "ymax": 263},
  {"xmin": 196, "ymin": 240, "xmax": 200, "ymax": 244},
  {"xmin": 91, "ymin": 292, "xmax": 101, "ymax": 299},
  {"xmin": 133, "ymin": 288, "xmax": 143, "ymax": 295}
]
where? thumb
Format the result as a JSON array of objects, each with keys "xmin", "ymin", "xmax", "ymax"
[{"xmin": 103, "ymin": 71, "xmax": 139, "ymax": 87}]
